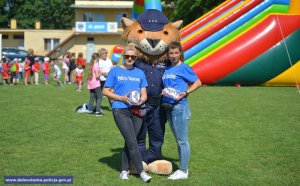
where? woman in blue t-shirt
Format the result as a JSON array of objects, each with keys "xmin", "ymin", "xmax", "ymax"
[
  {"xmin": 102, "ymin": 45, "xmax": 152, "ymax": 183},
  {"xmin": 162, "ymin": 42, "xmax": 202, "ymax": 180}
]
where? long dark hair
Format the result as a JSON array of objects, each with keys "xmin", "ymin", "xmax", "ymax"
[{"xmin": 88, "ymin": 53, "xmax": 99, "ymax": 80}]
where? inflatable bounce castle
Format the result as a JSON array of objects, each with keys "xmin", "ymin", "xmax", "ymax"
[{"xmin": 110, "ymin": 0, "xmax": 300, "ymax": 86}]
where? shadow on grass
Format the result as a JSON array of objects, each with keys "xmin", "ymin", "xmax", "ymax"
[
  {"xmin": 101, "ymin": 105, "xmax": 111, "ymax": 112},
  {"xmin": 98, "ymin": 147, "xmax": 179, "ymax": 172},
  {"xmin": 98, "ymin": 147, "xmax": 122, "ymax": 171}
]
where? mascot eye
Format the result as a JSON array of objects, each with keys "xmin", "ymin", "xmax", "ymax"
[
  {"xmin": 163, "ymin": 30, "xmax": 169, "ymax": 35},
  {"xmin": 138, "ymin": 29, "xmax": 143, "ymax": 34}
]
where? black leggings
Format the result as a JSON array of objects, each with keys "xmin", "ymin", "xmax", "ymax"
[{"xmin": 112, "ymin": 108, "xmax": 144, "ymax": 173}]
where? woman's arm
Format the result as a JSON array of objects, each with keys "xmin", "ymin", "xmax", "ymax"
[
  {"xmin": 102, "ymin": 87, "xmax": 131, "ymax": 104},
  {"xmin": 175, "ymin": 79, "xmax": 202, "ymax": 101}
]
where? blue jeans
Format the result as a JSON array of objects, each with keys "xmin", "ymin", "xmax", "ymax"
[{"xmin": 167, "ymin": 103, "xmax": 191, "ymax": 172}]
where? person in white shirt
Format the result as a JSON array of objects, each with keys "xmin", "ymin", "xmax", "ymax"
[
  {"xmin": 98, "ymin": 48, "xmax": 113, "ymax": 89},
  {"xmin": 98, "ymin": 48, "xmax": 114, "ymax": 108},
  {"xmin": 50, "ymin": 60, "xmax": 63, "ymax": 87}
]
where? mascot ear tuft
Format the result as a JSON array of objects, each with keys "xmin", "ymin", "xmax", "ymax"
[
  {"xmin": 121, "ymin": 17, "xmax": 134, "ymax": 30},
  {"xmin": 172, "ymin": 20, "xmax": 183, "ymax": 30}
]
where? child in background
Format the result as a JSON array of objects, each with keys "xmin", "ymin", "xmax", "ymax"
[
  {"xmin": 24, "ymin": 60, "xmax": 31, "ymax": 85},
  {"xmin": 11, "ymin": 58, "xmax": 20, "ymax": 85},
  {"xmin": 33, "ymin": 57, "xmax": 40, "ymax": 85},
  {"xmin": 74, "ymin": 64, "xmax": 84, "ymax": 91},
  {"xmin": 62, "ymin": 52, "xmax": 70, "ymax": 84},
  {"xmin": 18, "ymin": 58, "xmax": 24, "ymax": 80},
  {"xmin": 1, "ymin": 58, "xmax": 10, "ymax": 85},
  {"xmin": 43, "ymin": 57, "xmax": 50, "ymax": 85},
  {"xmin": 76, "ymin": 52, "xmax": 86, "ymax": 69},
  {"xmin": 87, "ymin": 53, "xmax": 103, "ymax": 116},
  {"xmin": 50, "ymin": 60, "xmax": 63, "ymax": 87}
]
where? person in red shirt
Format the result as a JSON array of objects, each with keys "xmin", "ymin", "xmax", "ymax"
[
  {"xmin": 24, "ymin": 60, "xmax": 31, "ymax": 85},
  {"xmin": 1, "ymin": 58, "xmax": 10, "ymax": 85},
  {"xmin": 43, "ymin": 57, "xmax": 50, "ymax": 85},
  {"xmin": 76, "ymin": 52, "xmax": 86, "ymax": 69},
  {"xmin": 33, "ymin": 57, "xmax": 40, "ymax": 85}
]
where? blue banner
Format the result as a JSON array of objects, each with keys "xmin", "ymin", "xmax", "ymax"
[{"xmin": 76, "ymin": 22, "xmax": 118, "ymax": 33}]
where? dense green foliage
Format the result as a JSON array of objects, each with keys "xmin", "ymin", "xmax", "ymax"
[
  {"xmin": 1, "ymin": 80, "xmax": 299, "ymax": 185},
  {"xmin": 0, "ymin": 0, "xmax": 225, "ymax": 29},
  {"xmin": 0, "ymin": 0, "xmax": 74, "ymax": 29},
  {"xmin": 164, "ymin": 0, "xmax": 224, "ymax": 26}
]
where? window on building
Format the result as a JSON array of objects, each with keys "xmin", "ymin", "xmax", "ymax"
[
  {"xmin": 94, "ymin": 13, "xmax": 105, "ymax": 22},
  {"xmin": 83, "ymin": 12, "xmax": 93, "ymax": 22},
  {"xmin": 13, "ymin": 35, "xmax": 24, "ymax": 39},
  {"xmin": 116, "ymin": 13, "xmax": 126, "ymax": 27},
  {"xmin": 44, "ymin": 38, "xmax": 60, "ymax": 51},
  {"xmin": 87, "ymin": 37, "xmax": 94, "ymax": 42},
  {"xmin": 83, "ymin": 12, "xmax": 105, "ymax": 22},
  {"xmin": 2, "ymin": 35, "xmax": 8, "ymax": 39}
]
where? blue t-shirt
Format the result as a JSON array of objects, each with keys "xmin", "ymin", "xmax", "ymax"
[
  {"xmin": 104, "ymin": 66, "xmax": 148, "ymax": 109},
  {"xmin": 162, "ymin": 63, "xmax": 198, "ymax": 104}
]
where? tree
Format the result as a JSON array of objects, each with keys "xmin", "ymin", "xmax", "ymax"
[
  {"xmin": 0, "ymin": 0, "xmax": 74, "ymax": 29},
  {"xmin": 163, "ymin": 0, "xmax": 224, "ymax": 26}
]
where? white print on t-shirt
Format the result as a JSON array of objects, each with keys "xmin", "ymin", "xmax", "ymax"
[
  {"xmin": 162, "ymin": 74, "xmax": 176, "ymax": 79},
  {"xmin": 117, "ymin": 75, "xmax": 140, "ymax": 82}
]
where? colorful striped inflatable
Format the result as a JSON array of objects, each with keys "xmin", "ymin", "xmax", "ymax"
[{"xmin": 112, "ymin": 0, "xmax": 300, "ymax": 86}]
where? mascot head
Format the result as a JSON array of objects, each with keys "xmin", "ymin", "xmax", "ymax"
[{"xmin": 121, "ymin": 9, "xmax": 183, "ymax": 64}]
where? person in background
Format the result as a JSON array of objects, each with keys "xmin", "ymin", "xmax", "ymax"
[
  {"xmin": 98, "ymin": 48, "xmax": 114, "ymax": 108},
  {"xmin": 2, "ymin": 58, "xmax": 10, "ymax": 85},
  {"xmin": 11, "ymin": 58, "xmax": 20, "ymax": 85},
  {"xmin": 98, "ymin": 48, "xmax": 113, "ymax": 89},
  {"xmin": 76, "ymin": 52, "xmax": 86, "ymax": 69},
  {"xmin": 74, "ymin": 64, "xmax": 84, "ymax": 92},
  {"xmin": 50, "ymin": 59, "xmax": 63, "ymax": 87},
  {"xmin": 86, "ymin": 53, "xmax": 103, "ymax": 116},
  {"xmin": 102, "ymin": 45, "xmax": 151, "ymax": 182},
  {"xmin": 43, "ymin": 57, "xmax": 50, "ymax": 85},
  {"xmin": 68, "ymin": 52, "xmax": 77, "ymax": 84},
  {"xmin": 24, "ymin": 60, "xmax": 31, "ymax": 86},
  {"xmin": 162, "ymin": 42, "xmax": 202, "ymax": 180},
  {"xmin": 18, "ymin": 58, "xmax": 24, "ymax": 80},
  {"xmin": 33, "ymin": 57, "xmax": 40, "ymax": 85},
  {"xmin": 26, "ymin": 48, "xmax": 35, "ymax": 85},
  {"xmin": 62, "ymin": 52, "xmax": 70, "ymax": 84}
]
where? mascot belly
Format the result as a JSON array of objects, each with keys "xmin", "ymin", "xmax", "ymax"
[{"xmin": 121, "ymin": 9, "xmax": 182, "ymax": 175}]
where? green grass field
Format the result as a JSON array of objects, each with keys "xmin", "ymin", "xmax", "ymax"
[{"xmin": 1, "ymin": 82, "xmax": 300, "ymax": 185}]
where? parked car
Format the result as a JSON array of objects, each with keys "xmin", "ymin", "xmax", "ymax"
[
  {"xmin": 1, "ymin": 47, "xmax": 45, "ymax": 63},
  {"xmin": 1, "ymin": 47, "xmax": 29, "ymax": 62}
]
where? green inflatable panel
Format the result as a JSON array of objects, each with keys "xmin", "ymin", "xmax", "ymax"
[{"xmin": 216, "ymin": 29, "xmax": 300, "ymax": 85}]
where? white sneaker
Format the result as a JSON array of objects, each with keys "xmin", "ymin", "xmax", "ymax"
[
  {"xmin": 167, "ymin": 170, "xmax": 188, "ymax": 180},
  {"xmin": 119, "ymin": 170, "xmax": 129, "ymax": 180},
  {"xmin": 140, "ymin": 171, "xmax": 151, "ymax": 183}
]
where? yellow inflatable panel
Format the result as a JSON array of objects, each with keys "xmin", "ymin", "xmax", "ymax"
[
  {"xmin": 289, "ymin": 0, "xmax": 300, "ymax": 14},
  {"xmin": 264, "ymin": 61, "xmax": 300, "ymax": 86}
]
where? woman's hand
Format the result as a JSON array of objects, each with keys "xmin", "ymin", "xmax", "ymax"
[
  {"xmin": 174, "ymin": 92, "xmax": 187, "ymax": 102},
  {"xmin": 119, "ymin": 94, "xmax": 131, "ymax": 104}
]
